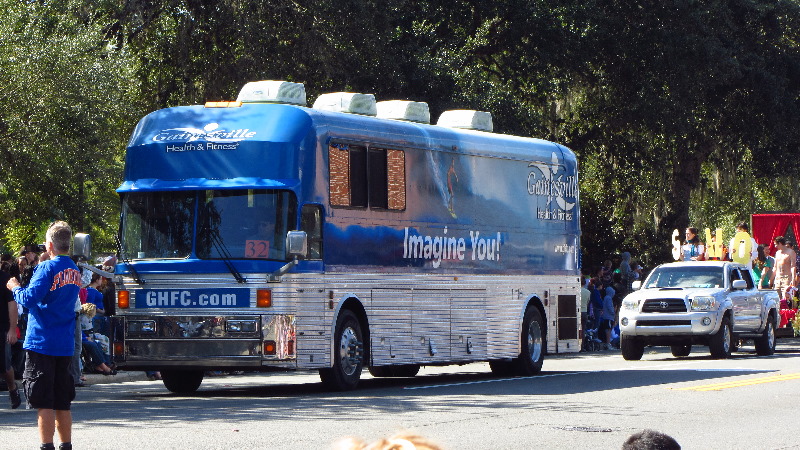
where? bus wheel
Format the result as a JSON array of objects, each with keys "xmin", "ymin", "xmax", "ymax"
[
  {"xmin": 320, "ymin": 309, "xmax": 364, "ymax": 390},
  {"xmin": 161, "ymin": 369, "xmax": 204, "ymax": 394},
  {"xmin": 512, "ymin": 305, "xmax": 545, "ymax": 376}
]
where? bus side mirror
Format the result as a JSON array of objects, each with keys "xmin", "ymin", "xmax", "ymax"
[
  {"xmin": 73, "ymin": 233, "xmax": 92, "ymax": 260},
  {"xmin": 286, "ymin": 231, "xmax": 308, "ymax": 259}
]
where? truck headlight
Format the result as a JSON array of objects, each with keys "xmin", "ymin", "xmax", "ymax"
[
  {"xmin": 691, "ymin": 296, "xmax": 716, "ymax": 311},
  {"xmin": 622, "ymin": 299, "xmax": 640, "ymax": 311}
]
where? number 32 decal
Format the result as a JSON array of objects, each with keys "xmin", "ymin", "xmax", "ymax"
[{"xmin": 245, "ymin": 240, "xmax": 270, "ymax": 258}]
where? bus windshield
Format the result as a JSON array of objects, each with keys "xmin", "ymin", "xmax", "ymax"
[
  {"xmin": 196, "ymin": 189, "xmax": 296, "ymax": 260},
  {"xmin": 120, "ymin": 189, "xmax": 297, "ymax": 260},
  {"xmin": 643, "ymin": 266, "xmax": 724, "ymax": 289},
  {"xmin": 121, "ymin": 191, "xmax": 195, "ymax": 259}
]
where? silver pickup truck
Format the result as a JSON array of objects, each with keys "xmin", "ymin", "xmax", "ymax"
[{"xmin": 619, "ymin": 261, "xmax": 780, "ymax": 360}]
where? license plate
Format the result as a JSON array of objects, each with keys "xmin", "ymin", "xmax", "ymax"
[{"xmin": 135, "ymin": 288, "xmax": 250, "ymax": 308}]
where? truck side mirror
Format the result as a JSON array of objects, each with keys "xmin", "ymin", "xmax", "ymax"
[
  {"xmin": 286, "ymin": 231, "xmax": 308, "ymax": 259},
  {"xmin": 631, "ymin": 280, "xmax": 642, "ymax": 290},
  {"xmin": 731, "ymin": 279, "xmax": 747, "ymax": 290},
  {"xmin": 73, "ymin": 233, "xmax": 92, "ymax": 260}
]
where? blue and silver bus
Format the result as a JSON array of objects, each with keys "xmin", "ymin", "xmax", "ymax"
[{"xmin": 113, "ymin": 81, "xmax": 581, "ymax": 392}]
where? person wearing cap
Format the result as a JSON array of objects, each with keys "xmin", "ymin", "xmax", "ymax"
[{"xmin": 7, "ymin": 221, "xmax": 81, "ymax": 450}]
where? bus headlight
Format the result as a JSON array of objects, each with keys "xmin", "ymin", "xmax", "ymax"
[{"xmin": 691, "ymin": 296, "xmax": 716, "ymax": 311}]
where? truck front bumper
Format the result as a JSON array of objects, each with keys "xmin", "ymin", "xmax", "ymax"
[{"xmin": 619, "ymin": 311, "xmax": 720, "ymax": 337}]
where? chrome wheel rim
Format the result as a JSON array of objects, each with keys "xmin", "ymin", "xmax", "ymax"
[
  {"xmin": 338, "ymin": 326, "xmax": 361, "ymax": 376},
  {"xmin": 526, "ymin": 320, "xmax": 543, "ymax": 363}
]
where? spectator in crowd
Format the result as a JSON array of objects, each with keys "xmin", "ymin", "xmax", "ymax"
[
  {"xmin": 622, "ymin": 429, "xmax": 681, "ymax": 449},
  {"xmin": 588, "ymin": 277, "xmax": 604, "ymax": 331},
  {"xmin": 752, "ymin": 245, "xmax": 774, "ymax": 289},
  {"xmin": 618, "ymin": 252, "xmax": 633, "ymax": 294},
  {"xmin": 580, "ymin": 275, "xmax": 590, "ymax": 340},
  {"xmin": 7, "ymin": 221, "xmax": 81, "ymax": 450},
  {"xmin": 773, "ymin": 236, "xmax": 796, "ymax": 299},
  {"xmin": 599, "ymin": 286, "xmax": 616, "ymax": 350},
  {"xmin": 334, "ymin": 431, "xmax": 442, "ymax": 450},
  {"xmin": 600, "ymin": 260, "xmax": 613, "ymax": 288},
  {"xmin": 79, "ymin": 303, "xmax": 114, "ymax": 375},
  {"xmin": 0, "ymin": 258, "xmax": 20, "ymax": 408},
  {"xmin": 681, "ymin": 227, "xmax": 704, "ymax": 261}
]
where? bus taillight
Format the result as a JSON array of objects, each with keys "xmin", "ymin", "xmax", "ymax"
[{"xmin": 264, "ymin": 341, "xmax": 276, "ymax": 355}]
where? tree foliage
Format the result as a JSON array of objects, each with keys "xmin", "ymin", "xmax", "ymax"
[{"xmin": 0, "ymin": 0, "xmax": 798, "ymax": 268}]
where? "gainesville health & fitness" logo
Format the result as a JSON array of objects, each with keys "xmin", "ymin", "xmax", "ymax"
[
  {"xmin": 527, "ymin": 152, "xmax": 577, "ymax": 221},
  {"xmin": 153, "ymin": 123, "xmax": 257, "ymax": 152}
]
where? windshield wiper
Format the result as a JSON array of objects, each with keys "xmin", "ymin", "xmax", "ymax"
[
  {"xmin": 207, "ymin": 228, "xmax": 246, "ymax": 284},
  {"xmin": 115, "ymin": 234, "xmax": 144, "ymax": 285}
]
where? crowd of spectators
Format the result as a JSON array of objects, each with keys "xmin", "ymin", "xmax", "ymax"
[
  {"xmin": 581, "ymin": 252, "xmax": 643, "ymax": 351},
  {"xmin": 1, "ymin": 244, "xmax": 119, "ymax": 395}
]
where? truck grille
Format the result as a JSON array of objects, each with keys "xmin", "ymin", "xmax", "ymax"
[
  {"xmin": 637, "ymin": 320, "xmax": 692, "ymax": 326},
  {"xmin": 642, "ymin": 298, "xmax": 687, "ymax": 313}
]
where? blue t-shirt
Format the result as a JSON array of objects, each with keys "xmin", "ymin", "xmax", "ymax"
[
  {"xmin": 85, "ymin": 287, "xmax": 104, "ymax": 310},
  {"xmin": 13, "ymin": 255, "xmax": 81, "ymax": 356}
]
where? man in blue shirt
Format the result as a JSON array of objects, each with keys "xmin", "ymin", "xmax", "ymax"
[{"xmin": 7, "ymin": 221, "xmax": 81, "ymax": 450}]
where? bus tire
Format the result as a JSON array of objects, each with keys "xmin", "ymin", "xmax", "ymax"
[
  {"xmin": 754, "ymin": 315, "xmax": 776, "ymax": 356},
  {"xmin": 620, "ymin": 334, "xmax": 644, "ymax": 360},
  {"xmin": 709, "ymin": 315, "xmax": 732, "ymax": 359},
  {"xmin": 511, "ymin": 305, "xmax": 545, "ymax": 376},
  {"xmin": 161, "ymin": 369, "xmax": 204, "ymax": 394},
  {"xmin": 320, "ymin": 309, "xmax": 364, "ymax": 390}
]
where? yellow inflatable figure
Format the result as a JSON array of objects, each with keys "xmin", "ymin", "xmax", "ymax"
[
  {"xmin": 671, "ymin": 229, "xmax": 681, "ymax": 261},
  {"xmin": 704, "ymin": 228, "xmax": 724, "ymax": 260},
  {"xmin": 731, "ymin": 231, "xmax": 753, "ymax": 265}
]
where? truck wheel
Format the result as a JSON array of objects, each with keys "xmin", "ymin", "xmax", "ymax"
[
  {"xmin": 620, "ymin": 334, "xmax": 644, "ymax": 360},
  {"xmin": 709, "ymin": 316, "xmax": 732, "ymax": 359},
  {"xmin": 320, "ymin": 309, "xmax": 364, "ymax": 390},
  {"xmin": 161, "ymin": 369, "xmax": 204, "ymax": 394},
  {"xmin": 510, "ymin": 305, "xmax": 545, "ymax": 376},
  {"xmin": 670, "ymin": 344, "xmax": 691, "ymax": 357},
  {"xmin": 754, "ymin": 315, "xmax": 776, "ymax": 356}
]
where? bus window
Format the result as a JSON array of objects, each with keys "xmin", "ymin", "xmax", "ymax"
[
  {"xmin": 368, "ymin": 148, "xmax": 388, "ymax": 208},
  {"xmin": 329, "ymin": 143, "xmax": 406, "ymax": 211}
]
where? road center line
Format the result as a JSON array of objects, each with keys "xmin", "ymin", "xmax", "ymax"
[{"xmin": 675, "ymin": 372, "xmax": 800, "ymax": 391}]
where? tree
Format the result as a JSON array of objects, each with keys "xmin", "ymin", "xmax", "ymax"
[{"xmin": 0, "ymin": 0, "xmax": 138, "ymax": 252}]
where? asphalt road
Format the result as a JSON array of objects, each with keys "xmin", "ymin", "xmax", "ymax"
[{"xmin": 3, "ymin": 340, "xmax": 800, "ymax": 450}]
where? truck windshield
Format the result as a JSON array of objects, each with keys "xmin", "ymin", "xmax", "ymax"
[
  {"xmin": 196, "ymin": 189, "xmax": 296, "ymax": 260},
  {"xmin": 121, "ymin": 191, "xmax": 195, "ymax": 259},
  {"xmin": 120, "ymin": 189, "xmax": 297, "ymax": 260},
  {"xmin": 644, "ymin": 266, "xmax": 724, "ymax": 289}
]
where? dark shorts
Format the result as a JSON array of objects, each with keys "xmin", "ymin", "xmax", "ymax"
[
  {"xmin": 23, "ymin": 350, "xmax": 76, "ymax": 410},
  {"xmin": 0, "ymin": 336, "xmax": 8, "ymax": 371}
]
